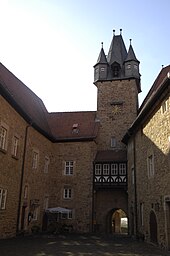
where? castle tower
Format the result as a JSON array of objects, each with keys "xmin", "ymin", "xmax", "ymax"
[{"xmin": 93, "ymin": 30, "xmax": 141, "ymax": 233}]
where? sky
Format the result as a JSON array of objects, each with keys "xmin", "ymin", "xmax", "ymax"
[{"xmin": 0, "ymin": 0, "xmax": 170, "ymax": 112}]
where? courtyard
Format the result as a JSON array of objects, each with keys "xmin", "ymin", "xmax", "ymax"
[{"xmin": 0, "ymin": 234, "xmax": 170, "ymax": 256}]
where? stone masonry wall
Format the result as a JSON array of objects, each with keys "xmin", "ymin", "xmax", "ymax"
[
  {"xmin": 0, "ymin": 96, "xmax": 27, "ymax": 238},
  {"xmin": 134, "ymin": 94, "xmax": 170, "ymax": 248}
]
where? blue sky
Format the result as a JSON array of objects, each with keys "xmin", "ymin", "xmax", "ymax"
[{"xmin": 0, "ymin": 0, "xmax": 170, "ymax": 112}]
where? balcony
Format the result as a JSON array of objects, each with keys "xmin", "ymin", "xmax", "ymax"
[{"xmin": 93, "ymin": 162, "xmax": 127, "ymax": 189}]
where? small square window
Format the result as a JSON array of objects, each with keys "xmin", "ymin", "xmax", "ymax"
[
  {"xmin": 0, "ymin": 126, "xmax": 7, "ymax": 150},
  {"xmin": 103, "ymin": 164, "xmax": 109, "ymax": 175},
  {"xmin": 161, "ymin": 99, "xmax": 168, "ymax": 114},
  {"xmin": 111, "ymin": 137, "xmax": 116, "ymax": 148},
  {"xmin": 64, "ymin": 188, "xmax": 72, "ymax": 199},
  {"xmin": 32, "ymin": 206, "xmax": 39, "ymax": 220},
  {"xmin": 148, "ymin": 154, "xmax": 154, "ymax": 177},
  {"xmin": 111, "ymin": 164, "xmax": 118, "ymax": 175},
  {"xmin": 43, "ymin": 196, "xmax": 49, "ymax": 210},
  {"xmin": 0, "ymin": 188, "xmax": 7, "ymax": 209},
  {"xmin": 95, "ymin": 164, "xmax": 101, "ymax": 175},
  {"xmin": 12, "ymin": 136, "xmax": 19, "ymax": 157},
  {"xmin": 65, "ymin": 161, "xmax": 74, "ymax": 175},
  {"xmin": 119, "ymin": 163, "xmax": 126, "ymax": 175},
  {"xmin": 32, "ymin": 151, "xmax": 39, "ymax": 169},
  {"xmin": 44, "ymin": 157, "xmax": 50, "ymax": 173}
]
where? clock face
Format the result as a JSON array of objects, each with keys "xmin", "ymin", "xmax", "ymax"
[{"xmin": 112, "ymin": 105, "xmax": 122, "ymax": 114}]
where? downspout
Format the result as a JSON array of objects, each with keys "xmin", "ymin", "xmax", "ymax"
[
  {"xmin": 16, "ymin": 124, "xmax": 31, "ymax": 233},
  {"xmin": 92, "ymin": 162, "xmax": 95, "ymax": 232},
  {"xmin": 133, "ymin": 136, "xmax": 138, "ymax": 236}
]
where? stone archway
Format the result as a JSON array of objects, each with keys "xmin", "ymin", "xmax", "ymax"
[
  {"xmin": 149, "ymin": 210, "xmax": 158, "ymax": 244},
  {"xmin": 106, "ymin": 208, "xmax": 128, "ymax": 234}
]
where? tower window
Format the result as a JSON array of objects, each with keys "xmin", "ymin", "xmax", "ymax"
[
  {"xmin": 101, "ymin": 68, "xmax": 105, "ymax": 72},
  {"xmin": 112, "ymin": 65, "xmax": 119, "ymax": 77},
  {"xmin": 127, "ymin": 64, "xmax": 131, "ymax": 69},
  {"xmin": 134, "ymin": 64, "xmax": 138, "ymax": 69},
  {"xmin": 111, "ymin": 137, "xmax": 116, "ymax": 148}
]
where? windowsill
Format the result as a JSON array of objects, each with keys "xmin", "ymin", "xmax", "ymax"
[
  {"xmin": 12, "ymin": 154, "xmax": 19, "ymax": 160},
  {"xmin": 0, "ymin": 148, "xmax": 7, "ymax": 154}
]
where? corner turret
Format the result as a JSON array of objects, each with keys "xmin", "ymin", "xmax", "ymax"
[
  {"xmin": 94, "ymin": 42, "xmax": 108, "ymax": 82},
  {"xmin": 124, "ymin": 39, "xmax": 140, "ymax": 79}
]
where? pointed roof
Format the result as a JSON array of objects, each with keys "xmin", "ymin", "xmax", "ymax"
[
  {"xmin": 107, "ymin": 34, "xmax": 127, "ymax": 66},
  {"xmin": 125, "ymin": 44, "xmax": 139, "ymax": 63},
  {"xmin": 0, "ymin": 63, "xmax": 53, "ymax": 139},
  {"xmin": 94, "ymin": 45, "xmax": 108, "ymax": 67}
]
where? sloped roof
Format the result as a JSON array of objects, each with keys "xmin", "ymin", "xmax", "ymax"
[
  {"xmin": 0, "ymin": 63, "xmax": 99, "ymax": 142},
  {"xmin": 0, "ymin": 63, "xmax": 53, "ymax": 138},
  {"xmin": 48, "ymin": 111, "xmax": 99, "ymax": 141},
  {"xmin": 107, "ymin": 35, "xmax": 127, "ymax": 66},
  {"xmin": 94, "ymin": 47, "xmax": 108, "ymax": 66},
  {"xmin": 94, "ymin": 150, "xmax": 127, "ymax": 162},
  {"xmin": 139, "ymin": 65, "xmax": 170, "ymax": 110},
  {"xmin": 125, "ymin": 44, "xmax": 139, "ymax": 63},
  {"xmin": 122, "ymin": 65, "xmax": 170, "ymax": 143}
]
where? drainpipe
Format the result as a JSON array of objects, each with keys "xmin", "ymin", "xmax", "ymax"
[
  {"xmin": 133, "ymin": 136, "xmax": 138, "ymax": 236},
  {"xmin": 16, "ymin": 124, "xmax": 30, "ymax": 233}
]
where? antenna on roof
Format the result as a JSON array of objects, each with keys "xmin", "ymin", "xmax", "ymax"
[
  {"xmin": 101, "ymin": 42, "xmax": 103, "ymax": 48},
  {"xmin": 129, "ymin": 39, "xmax": 132, "ymax": 45},
  {"xmin": 113, "ymin": 29, "xmax": 115, "ymax": 36},
  {"xmin": 120, "ymin": 29, "xmax": 122, "ymax": 35}
]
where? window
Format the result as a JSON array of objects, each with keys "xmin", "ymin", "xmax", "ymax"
[
  {"xmin": 161, "ymin": 99, "xmax": 168, "ymax": 114},
  {"xmin": 112, "ymin": 66, "xmax": 119, "ymax": 77},
  {"xmin": 140, "ymin": 203, "xmax": 144, "ymax": 226},
  {"xmin": 32, "ymin": 206, "xmax": 39, "ymax": 220},
  {"xmin": 111, "ymin": 137, "xmax": 116, "ymax": 148},
  {"xmin": 64, "ymin": 188, "xmax": 72, "ymax": 199},
  {"xmin": 101, "ymin": 67, "xmax": 105, "ymax": 72},
  {"xmin": 43, "ymin": 196, "xmax": 49, "ymax": 210},
  {"xmin": 127, "ymin": 64, "xmax": 131, "ymax": 69},
  {"xmin": 61, "ymin": 210, "xmax": 73, "ymax": 219},
  {"xmin": 32, "ymin": 151, "xmax": 39, "ymax": 169},
  {"xmin": 103, "ymin": 164, "xmax": 109, "ymax": 175},
  {"xmin": 111, "ymin": 164, "xmax": 118, "ymax": 175},
  {"xmin": 12, "ymin": 136, "xmax": 19, "ymax": 157},
  {"xmin": 134, "ymin": 64, "xmax": 138, "ymax": 69},
  {"xmin": 68, "ymin": 210, "xmax": 73, "ymax": 219},
  {"xmin": 0, "ymin": 126, "xmax": 7, "ymax": 150},
  {"xmin": 148, "ymin": 154, "xmax": 154, "ymax": 177},
  {"xmin": 119, "ymin": 163, "xmax": 126, "ymax": 175},
  {"xmin": 131, "ymin": 167, "xmax": 134, "ymax": 185},
  {"xmin": 0, "ymin": 188, "xmax": 7, "ymax": 209},
  {"xmin": 95, "ymin": 164, "xmax": 101, "ymax": 175},
  {"xmin": 44, "ymin": 157, "xmax": 50, "ymax": 173},
  {"xmin": 24, "ymin": 185, "xmax": 28, "ymax": 199},
  {"xmin": 65, "ymin": 161, "xmax": 74, "ymax": 175},
  {"xmin": 72, "ymin": 124, "xmax": 79, "ymax": 134}
]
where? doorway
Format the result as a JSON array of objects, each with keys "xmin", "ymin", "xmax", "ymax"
[
  {"xmin": 166, "ymin": 202, "xmax": 170, "ymax": 250},
  {"xmin": 149, "ymin": 210, "xmax": 158, "ymax": 244},
  {"xmin": 109, "ymin": 209, "xmax": 128, "ymax": 234}
]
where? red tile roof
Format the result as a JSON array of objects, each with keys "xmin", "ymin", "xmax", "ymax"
[
  {"xmin": 94, "ymin": 150, "xmax": 127, "ymax": 162},
  {"xmin": 139, "ymin": 65, "xmax": 170, "ymax": 112},
  {"xmin": 0, "ymin": 63, "xmax": 99, "ymax": 141},
  {"xmin": 48, "ymin": 111, "xmax": 99, "ymax": 141}
]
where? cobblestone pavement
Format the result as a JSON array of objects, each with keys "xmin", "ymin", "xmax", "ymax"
[{"xmin": 0, "ymin": 234, "xmax": 170, "ymax": 256}]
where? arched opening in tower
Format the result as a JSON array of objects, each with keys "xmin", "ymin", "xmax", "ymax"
[{"xmin": 111, "ymin": 209, "xmax": 128, "ymax": 234}]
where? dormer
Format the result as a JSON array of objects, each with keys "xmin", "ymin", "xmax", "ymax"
[{"xmin": 111, "ymin": 62, "xmax": 121, "ymax": 78}]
